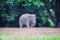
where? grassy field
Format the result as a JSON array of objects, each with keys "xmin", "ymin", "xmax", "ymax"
[{"xmin": 0, "ymin": 28, "xmax": 60, "ymax": 40}]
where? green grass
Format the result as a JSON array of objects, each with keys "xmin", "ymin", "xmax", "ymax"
[
  {"xmin": 18, "ymin": 36, "xmax": 60, "ymax": 40},
  {"xmin": 0, "ymin": 32, "xmax": 60, "ymax": 40}
]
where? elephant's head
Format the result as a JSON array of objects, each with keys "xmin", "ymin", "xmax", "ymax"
[{"xmin": 28, "ymin": 14, "xmax": 36, "ymax": 24}]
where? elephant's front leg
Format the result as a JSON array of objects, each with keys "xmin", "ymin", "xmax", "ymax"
[
  {"xmin": 26, "ymin": 20, "xmax": 30, "ymax": 28},
  {"xmin": 31, "ymin": 21, "xmax": 36, "ymax": 28}
]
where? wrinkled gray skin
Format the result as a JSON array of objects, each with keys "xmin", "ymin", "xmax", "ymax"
[{"xmin": 19, "ymin": 14, "xmax": 36, "ymax": 28}]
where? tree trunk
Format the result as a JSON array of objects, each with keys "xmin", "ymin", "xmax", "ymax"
[
  {"xmin": 43, "ymin": 1, "xmax": 56, "ymax": 27},
  {"xmin": 55, "ymin": 0, "xmax": 60, "ymax": 27}
]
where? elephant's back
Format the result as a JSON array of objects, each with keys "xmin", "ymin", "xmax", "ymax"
[
  {"xmin": 19, "ymin": 14, "xmax": 30, "ymax": 23},
  {"xmin": 20, "ymin": 14, "xmax": 29, "ymax": 19}
]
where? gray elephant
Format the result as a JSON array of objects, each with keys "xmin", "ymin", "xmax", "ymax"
[{"xmin": 19, "ymin": 13, "xmax": 36, "ymax": 28}]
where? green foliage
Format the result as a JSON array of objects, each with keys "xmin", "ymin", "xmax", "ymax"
[
  {"xmin": 6, "ymin": 0, "xmax": 14, "ymax": 4},
  {"xmin": 33, "ymin": 1, "xmax": 44, "ymax": 8},
  {"xmin": 6, "ymin": 16, "xmax": 14, "ymax": 22},
  {"xmin": 48, "ymin": 19, "xmax": 55, "ymax": 27},
  {"xmin": 15, "ymin": 0, "xmax": 21, "ymax": 2},
  {"xmin": 22, "ymin": 3, "xmax": 31, "ymax": 7},
  {"xmin": 0, "ymin": 0, "xmax": 55, "ymax": 27},
  {"xmin": 21, "ymin": 0, "xmax": 44, "ymax": 7},
  {"xmin": 28, "ymin": 0, "xmax": 32, "ymax": 2}
]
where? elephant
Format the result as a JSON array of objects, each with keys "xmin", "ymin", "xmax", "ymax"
[{"xmin": 19, "ymin": 13, "xmax": 36, "ymax": 28}]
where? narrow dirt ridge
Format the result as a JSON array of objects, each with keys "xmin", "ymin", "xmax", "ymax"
[{"xmin": 0, "ymin": 28, "xmax": 60, "ymax": 38}]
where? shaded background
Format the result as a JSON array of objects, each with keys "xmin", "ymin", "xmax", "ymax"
[{"xmin": 0, "ymin": 0, "xmax": 59, "ymax": 28}]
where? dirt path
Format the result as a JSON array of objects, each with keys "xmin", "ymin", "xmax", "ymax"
[{"xmin": 0, "ymin": 28, "xmax": 60, "ymax": 38}]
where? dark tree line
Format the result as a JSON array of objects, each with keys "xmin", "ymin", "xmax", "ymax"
[
  {"xmin": 55, "ymin": 0, "xmax": 60, "ymax": 27},
  {"xmin": 0, "ymin": 0, "xmax": 60, "ymax": 28}
]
